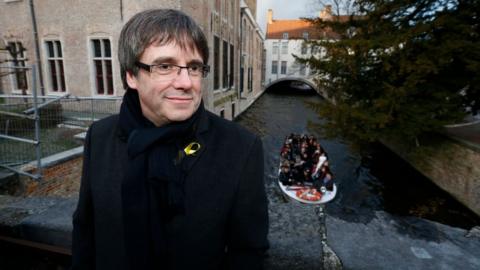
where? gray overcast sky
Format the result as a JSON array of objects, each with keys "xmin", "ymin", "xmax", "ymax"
[{"xmin": 256, "ymin": 0, "xmax": 318, "ymax": 34}]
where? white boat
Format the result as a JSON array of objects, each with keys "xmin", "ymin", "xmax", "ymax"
[
  {"xmin": 277, "ymin": 134, "xmax": 337, "ymax": 205},
  {"xmin": 278, "ymin": 181, "xmax": 337, "ymax": 205}
]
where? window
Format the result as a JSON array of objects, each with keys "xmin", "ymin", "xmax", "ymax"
[
  {"xmin": 272, "ymin": 42, "xmax": 278, "ymax": 54},
  {"xmin": 299, "ymin": 63, "xmax": 306, "ymax": 75},
  {"xmin": 240, "ymin": 67, "xmax": 244, "ymax": 93},
  {"xmin": 220, "ymin": 109, "xmax": 225, "ymax": 118},
  {"xmin": 229, "ymin": 43, "xmax": 234, "ymax": 88},
  {"xmin": 282, "ymin": 32, "xmax": 289, "ymax": 39},
  {"xmin": 303, "ymin": 32, "xmax": 309, "ymax": 40},
  {"xmin": 210, "ymin": 13, "xmax": 213, "ymax": 31},
  {"xmin": 7, "ymin": 41, "xmax": 28, "ymax": 91},
  {"xmin": 222, "ymin": 40, "xmax": 228, "ymax": 88},
  {"xmin": 271, "ymin": 61, "xmax": 278, "ymax": 74},
  {"xmin": 231, "ymin": 103, "xmax": 235, "ymax": 119},
  {"xmin": 45, "ymin": 40, "xmax": 66, "ymax": 92},
  {"xmin": 242, "ymin": 19, "xmax": 246, "ymax": 50},
  {"xmin": 281, "ymin": 61, "xmax": 287, "ymax": 74},
  {"xmin": 247, "ymin": 67, "xmax": 252, "ymax": 92},
  {"xmin": 214, "ymin": 35, "xmax": 220, "ymax": 90},
  {"xmin": 223, "ymin": 0, "xmax": 228, "ymax": 18},
  {"xmin": 91, "ymin": 39, "xmax": 113, "ymax": 95},
  {"xmin": 301, "ymin": 45, "xmax": 307, "ymax": 55},
  {"xmin": 281, "ymin": 42, "xmax": 288, "ymax": 55}
]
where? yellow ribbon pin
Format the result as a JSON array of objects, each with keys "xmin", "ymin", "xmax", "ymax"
[{"xmin": 184, "ymin": 142, "xmax": 201, "ymax": 156}]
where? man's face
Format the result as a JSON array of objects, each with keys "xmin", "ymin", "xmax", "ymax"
[{"xmin": 126, "ymin": 42, "xmax": 203, "ymax": 126}]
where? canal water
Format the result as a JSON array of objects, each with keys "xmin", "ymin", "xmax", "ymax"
[{"xmin": 235, "ymin": 89, "xmax": 480, "ymax": 231}]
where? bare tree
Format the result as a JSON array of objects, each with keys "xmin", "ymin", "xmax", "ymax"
[{"xmin": 307, "ymin": 0, "xmax": 357, "ymax": 16}]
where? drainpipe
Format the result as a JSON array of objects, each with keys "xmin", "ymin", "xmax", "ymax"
[
  {"xmin": 29, "ymin": 0, "xmax": 45, "ymax": 96},
  {"xmin": 119, "ymin": 0, "xmax": 123, "ymax": 21}
]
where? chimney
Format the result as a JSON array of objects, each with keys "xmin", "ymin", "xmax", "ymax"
[
  {"xmin": 319, "ymin": 5, "xmax": 332, "ymax": 20},
  {"xmin": 267, "ymin": 9, "xmax": 273, "ymax": 24}
]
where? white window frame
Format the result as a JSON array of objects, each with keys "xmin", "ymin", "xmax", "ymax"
[
  {"xmin": 89, "ymin": 37, "xmax": 115, "ymax": 96},
  {"xmin": 43, "ymin": 39, "xmax": 67, "ymax": 94},
  {"xmin": 282, "ymin": 32, "xmax": 289, "ymax": 39},
  {"xmin": 281, "ymin": 61, "xmax": 287, "ymax": 75},
  {"xmin": 272, "ymin": 42, "xmax": 278, "ymax": 55},
  {"xmin": 6, "ymin": 41, "xmax": 29, "ymax": 94},
  {"xmin": 301, "ymin": 45, "xmax": 308, "ymax": 55},
  {"xmin": 299, "ymin": 63, "xmax": 306, "ymax": 76},
  {"xmin": 281, "ymin": 42, "xmax": 288, "ymax": 55},
  {"xmin": 271, "ymin": 61, "xmax": 278, "ymax": 74}
]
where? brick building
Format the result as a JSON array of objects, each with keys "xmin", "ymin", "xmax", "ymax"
[{"xmin": 0, "ymin": 0, "xmax": 265, "ymax": 120}]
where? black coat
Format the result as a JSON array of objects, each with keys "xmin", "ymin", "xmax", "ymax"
[{"xmin": 72, "ymin": 109, "xmax": 269, "ymax": 270}]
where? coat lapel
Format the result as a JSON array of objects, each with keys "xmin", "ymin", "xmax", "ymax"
[{"xmin": 181, "ymin": 107, "xmax": 210, "ymax": 174}]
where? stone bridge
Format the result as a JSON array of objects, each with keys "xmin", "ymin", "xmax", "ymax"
[{"xmin": 265, "ymin": 76, "xmax": 330, "ymax": 100}]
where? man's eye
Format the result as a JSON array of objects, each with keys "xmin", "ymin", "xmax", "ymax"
[
  {"xmin": 157, "ymin": 64, "xmax": 173, "ymax": 70},
  {"xmin": 189, "ymin": 65, "xmax": 201, "ymax": 72}
]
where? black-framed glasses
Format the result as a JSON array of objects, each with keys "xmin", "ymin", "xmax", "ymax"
[{"xmin": 135, "ymin": 61, "xmax": 210, "ymax": 81}]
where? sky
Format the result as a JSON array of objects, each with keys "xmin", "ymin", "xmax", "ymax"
[{"xmin": 256, "ymin": 0, "xmax": 319, "ymax": 34}]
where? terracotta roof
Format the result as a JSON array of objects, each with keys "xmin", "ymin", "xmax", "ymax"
[{"xmin": 266, "ymin": 17, "xmax": 351, "ymax": 40}]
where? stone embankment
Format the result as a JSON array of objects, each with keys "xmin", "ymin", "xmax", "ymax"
[{"xmin": 383, "ymin": 130, "xmax": 480, "ymax": 216}]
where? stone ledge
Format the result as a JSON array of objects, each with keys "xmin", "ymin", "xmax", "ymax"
[
  {"xmin": 19, "ymin": 146, "xmax": 84, "ymax": 173},
  {"xmin": 0, "ymin": 195, "xmax": 75, "ymax": 250}
]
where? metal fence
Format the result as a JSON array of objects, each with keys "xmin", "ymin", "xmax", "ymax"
[{"xmin": 0, "ymin": 65, "xmax": 121, "ymax": 179}]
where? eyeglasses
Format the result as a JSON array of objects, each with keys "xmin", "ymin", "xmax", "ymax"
[{"xmin": 135, "ymin": 61, "xmax": 210, "ymax": 81}]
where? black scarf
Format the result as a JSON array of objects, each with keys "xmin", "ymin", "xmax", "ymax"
[{"xmin": 118, "ymin": 89, "xmax": 203, "ymax": 269}]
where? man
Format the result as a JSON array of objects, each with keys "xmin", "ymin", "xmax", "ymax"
[{"xmin": 72, "ymin": 9, "xmax": 269, "ymax": 270}]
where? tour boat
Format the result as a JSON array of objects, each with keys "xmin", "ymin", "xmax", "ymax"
[{"xmin": 278, "ymin": 134, "xmax": 337, "ymax": 205}]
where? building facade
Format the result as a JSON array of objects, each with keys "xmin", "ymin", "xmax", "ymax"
[
  {"xmin": 0, "ymin": 0, "xmax": 264, "ymax": 120},
  {"xmin": 211, "ymin": 0, "xmax": 264, "ymax": 119},
  {"xmin": 264, "ymin": 8, "xmax": 333, "ymax": 86}
]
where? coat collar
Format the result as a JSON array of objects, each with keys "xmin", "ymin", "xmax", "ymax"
[{"xmin": 116, "ymin": 101, "xmax": 211, "ymax": 142}]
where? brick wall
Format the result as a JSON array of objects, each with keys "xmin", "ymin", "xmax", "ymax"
[{"xmin": 17, "ymin": 157, "xmax": 83, "ymax": 198}]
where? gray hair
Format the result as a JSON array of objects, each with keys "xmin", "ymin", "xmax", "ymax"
[{"xmin": 118, "ymin": 9, "xmax": 209, "ymax": 89}]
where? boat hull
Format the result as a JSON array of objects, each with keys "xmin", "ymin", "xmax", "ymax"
[{"xmin": 278, "ymin": 181, "xmax": 337, "ymax": 204}]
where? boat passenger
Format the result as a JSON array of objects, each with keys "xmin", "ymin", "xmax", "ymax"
[
  {"xmin": 315, "ymin": 165, "xmax": 334, "ymax": 192},
  {"xmin": 301, "ymin": 152, "xmax": 313, "ymax": 172},
  {"xmin": 279, "ymin": 165, "xmax": 294, "ymax": 186},
  {"xmin": 302, "ymin": 168, "xmax": 313, "ymax": 184}
]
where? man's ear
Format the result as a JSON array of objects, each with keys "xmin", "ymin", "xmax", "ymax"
[{"xmin": 126, "ymin": 71, "xmax": 138, "ymax": 89}]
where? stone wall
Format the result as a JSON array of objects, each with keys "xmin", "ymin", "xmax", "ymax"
[{"xmin": 383, "ymin": 134, "xmax": 480, "ymax": 216}]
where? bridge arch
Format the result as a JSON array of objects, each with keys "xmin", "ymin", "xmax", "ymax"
[{"xmin": 265, "ymin": 77, "xmax": 318, "ymax": 93}]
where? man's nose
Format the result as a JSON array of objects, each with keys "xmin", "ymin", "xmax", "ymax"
[{"xmin": 172, "ymin": 68, "xmax": 193, "ymax": 89}]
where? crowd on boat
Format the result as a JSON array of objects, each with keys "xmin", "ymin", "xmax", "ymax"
[{"xmin": 279, "ymin": 133, "xmax": 334, "ymax": 191}]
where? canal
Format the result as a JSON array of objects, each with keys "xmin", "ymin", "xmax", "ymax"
[{"xmin": 235, "ymin": 88, "xmax": 480, "ymax": 269}]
